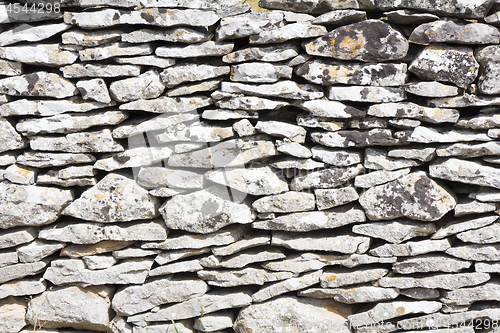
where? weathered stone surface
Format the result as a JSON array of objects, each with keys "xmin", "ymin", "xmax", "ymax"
[
  {"xmin": 222, "ymin": 81, "xmax": 323, "ymax": 100},
  {"xmin": 61, "ymin": 63, "xmax": 141, "ymax": 78},
  {"xmin": 455, "ymin": 198, "xmax": 497, "ymax": 216},
  {"xmin": 63, "ymin": 173, "xmax": 158, "ymax": 223},
  {"xmin": 0, "ymin": 296, "xmax": 26, "ymax": 333},
  {"xmin": 93, "ymin": 147, "xmax": 173, "ymax": 172},
  {"xmin": 26, "ymin": 285, "xmax": 112, "ymax": 331},
  {"xmin": 0, "ymin": 261, "xmax": 47, "ymax": 284},
  {"xmin": 200, "ymin": 268, "xmax": 289, "ymax": 287},
  {"xmin": 0, "ymin": 278, "xmax": 45, "ymax": 299},
  {"xmin": 311, "ymin": 146, "xmax": 362, "ymax": 166},
  {"xmin": 39, "ymin": 220, "xmax": 167, "ymax": 244},
  {"xmin": 304, "ymin": 20, "xmax": 408, "ymax": 62},
  {"xmin": 254, "ymin": 206, "xmax": 365, "ymax": 232},
  {"xmin": 231, "ymin": 63, "xmax": 292, "ymax": 83},
  {"xmin": 428, "ymin": 93, "xmax": 500, "ymax": 108},
  {"xmin": 409, "ymin": 45, "xmax": 479, "ymax": 88},
  {"xmin": 112, "ymin": 113, "xmax": 196, "ymax": 139},
  {"xmin": 388, "ymin": 147, "xmax": 436, "ymax": 162},
  {"xmin": 456, "ymin": 223, "xmax": 500, "ymax": 244},
  {"xmin": 210, "ymin": 232, "xmax": 269, "ymax": 257},
  {"xmin": 259, "ymin": 0, "xmax": 358, "ymax": 13},
  {"xmin": 377, "ymin": 272, "xmax": 489, "ymax": 290},
  {"xmin": 352, "ymin": 220, "xmax": 435, "ymax": 244},
  {"xmin": 364, "ymin": 148, "xmax": 421, "ymax": 171},
  {"xmin": 312, "ymin": 9, "xmax": 366, "ymax": 25},
  {"xmin": 115, "ymin": 55, "xmax": 176, "ymax": 68},
  {"xmin": 300, "ymin": 285, "xmax": 399, "ymax": 304},
  {"xmin": 385, "ymin": 9, "xmax": 439, "ymax": 24},
  {"xmin": 168, "ymin": 138, "xmax": 277, "ymax": 168},
  {"xmin": 79, "ymin": 42, "xmax": 152, "ymax": 61},
  {"xmin": 0, "ymin": 72, "xmax": 77, "ymax": 98},
  {"xmin": 275, "ymin": 140, "xmax": 311, "ymax": 158},
  {"xmin": 203, "ymin": 109, "xmax": 257, "ymax": 120},
  {"xmin": 60, "ymin": 240, "xmax": 133, "ymax": 258},
  {"xmin": 122, "ymin": 27, "xmax": 212, "ymax": 43},
  {"xmin": 167, "ymin": 77, "xmax": 222, "ymax": 96},
  {"xmin": 314, "ymin": 186, "xmax": 359, "ymax": 210},
  {"xmin": 250, "ymin": 23, "xmax": 326, "ymax": 44},
  {"xmin": 76, "ymin": 79, "xmax": 112, "ymax": 104},
  {"xmin": 355, "ymin": 168, "xmax": 411, "ymax": 188},
  {"xmin": 441, "ymin": 281, "xmax": 500, "ymax": 305},
  {"xmin": 128, "ymin": 290, "xmax": 252, "ymax": 324},
  {"xmin": 156, "ymin": 41, "xmax": 233, "ymax": 58},
  {"xmin": 112, "ymin": 277, "xmax": 208, "ymax": 316},
  {"xmin": 44, "ymin": 258, "xmax": 153, "ymax": 285},
  {"xmin": 110, "ymin": 70, "xmax": 165, "ymax": 102},
  {"xmin": 154, "ymin": 248, "xmax": 209, "ymax": 265},
  {"xmin": 291, "ymin": 164, "xmax": 363, "ymax": 190},
  {"xmin": 393, "ymin": 254, "xmax": 471, "ymax": 274},
  {"xmin": 0, "ymin": 227, "xmax": 37, "ymax": 250},
  {"xmin": 42, "ymin": 165, "xmax": 95, "ymax": 179},
  {"xmin": 201, "ymin": 247, "xmax": 284, "ymax": 269},
  {"xmin": 270, "ymin": 157, "xmax": 325, "ymax": 170},
  {"xmin": 252, "ymin": 191, "xmax": 315, "ymax": 214},
  {"xmin": 457, "ymin": 114, "xmax": 500, "ymax": 130},
  {"xmin": 17, "ymin": 111, "xmax": 127, "ymax": 136},
  {"xmin": 370, "ymin": 238, "xmax": 452, "ymax": 257},
  {"xmin": 470, "ymin": 187, "xmax": 500, "ymax": 201},
  {"xmin": 65, "ymin": 8, "xmax": 219, "ymax": 29},
  {"xmin": 30, "ymin": 129, "xmax": 123, "ymax": 153},
  {"xmin": 399, "ymin": 288, "xmax": 440, "ymax": 300},
  {"xmin": 216, "ymin": 12, "xmax": 284, "ymax": 41},
  {"xmin": 410, "ymin": 19, "xmax": 500, "ymax": 45},
  {"xmin": 295, "ymin": 99, "xmax": 365, "ymax": 118},
  {"xmin": 250, "ymin": 270, "xmax": 320, "ymax": 302},
  {"xmin": 216, "ymin": 95, "xmax": 288, "ymax": 111},
  {"xmin": 0, "ymin": 182, "xmax": 73, "ymax": 229},
  {"xmin": 359, "ymin": 171, "xmax": 456, "ymax": 221},
  {"xmin": 0, "ymin": 118, "xmax": 26, "ymax": 154},
  {"xmin": 62, "ymin": 29, "xmax": 122, "ymax": 46},
  {"xmin": 296, "ymin": 60, "xmax": 406, "ymax": 87},
  {"xmin": 476, "ymin": 262, "xmax": 500, "ymax": 272},
  {"xmin": 194, "ymin": 311, "xmax": 234, "ymax": 332},
  {"xmin": 430, "ymin": 158, "xmax": 500, "ymax": 189},
  {"xmin": 160, "ymin": 186, "xmax": 254, "ymax": 234},
  {"xmin": 327, "ymin": 86, "xmax": 406, "ymax": 103},
  {"xmin": 160, "ymin": 63, "xmax": 229, "ymax": 87},
  {"xmin": 82, "ymin": 255, "xmax": 117, "ymax": 270},
  {"xmin": 321, "ymin": 268, "xmax": 389, "ymax": 288},
  {"xmin": 17, "ymin": 240, "xmax": 64, "ymax": 263},
  {"xmin": 0, "ymin": 97, "xmax": 115, "ymax": 117},
  {"xmin": 255, "ymin": 121, "xmax": 306, "ymax": 143},
  {"xmin": 0, "ymin": 59, "xmax": 22, "ymax": 76},
  {"xmin": 404, "ymin": 81, "xmax": 459, "ymax": 98},
  {"xmin": 206, "ymin": 167, "xmax": 288, "ymax": 195},
  {"xmin": 136, "ymin": 167, "xmax": 202, "ymax": 189},
  {"xmin": 400, "ymin": 126, "xmax": 492, "ymax": 143},
  {"xmin": 447, "ymin": 243, "xmax": 500, "ymax": 261},
  {"xmin": 348, "ymin": 301, "xmax": 442, "ymax": 327},
  {"xmin": 17, "ymin": 152, "xmax": 95, "ymax": 168},
  {"xmin": 112, "ymin": 247, "xmax": 159, "ymax": 260},
  {"xmin": 368, "ymin": 102, "xmax": 459, "ymax": 124},
  {"xmin": 376, "ymin": 0, "xmax": 494, "ymax": 19},
  {"xmin": 120, "ymin": 95, "xmax": 210, "ymax": 113},
  {"xmin": 272, "ymin": 231, "xmax": 370, "ymax": 253},
  {"xmin": 0, "ymin": 44, "xmax": 77, "ymax": 67},
  {"xmin": 0, "ymin": 22, "xmax": 70, "ymax": 47},
  {"xmin": 157, "ymin": 123, "xmax": 233, "ymax": 144},
  {"xmin": 223, "ymin": 42, "xmax": 299, "ymax": 63}
]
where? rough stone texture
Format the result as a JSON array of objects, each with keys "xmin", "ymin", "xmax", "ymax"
[
  {"xmin": 376, "ymin": 272, "xmax": 490, "ymax": 290},
  {"xmin": 404, "ymin": 81, "xmax": 459, "ymax": 97},
  {"xmin": 352, "ymin": 220, "xmax": 436, "ymax": 244},
  {"xmin": 300, "ymin": 285, "xmax": 399, "ymax": 304},
  {"xmin": 272, "ymin": 231, "xmax": 371, "ymax": 253},
  {"xmin": 0, "ymin": 98, "xmax": 116, "ymax": 117},
  {"xmin": 393, "ymin": 254, "xmax": 472, "ymax": 274},
  {"xmin": 222, "ymin": 81, "xmax": 323, "ymax": 100},
  {"xmin": 216, "ymin": 12, "xmax": 284, "ymax": 41},
  {"xmin": 370, "ymin": 238, "xmax": 452, "ymax": 257},
  {"xmin": 0, "ymin": 297, "xmax": 26, "ymax": 333},
  {"xmin": 441, "ymin": 281, "xmax": 500, "ymax": 305},
  {"xmin": 327, "ymin": 86, "xmax": 406, "ymax": 103},
  {"xmin": 430, "ymin": 158, "xmax": 500, "ymax": 189},
  {"xmin": 0, "ymin": 72, "xmax": 77, "ymax": 98},
  {"xmin": 0, "ymin": 44, "xmax": 77, "ymax": 67},
  {"xmin": 30, "ymin": 129, "xmax": 124, "ymax": 153}
]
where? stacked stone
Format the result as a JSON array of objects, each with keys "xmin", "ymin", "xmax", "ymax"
[{"xmin": 1, "ymin": 0, "xmax": 500, "ymax": 332}]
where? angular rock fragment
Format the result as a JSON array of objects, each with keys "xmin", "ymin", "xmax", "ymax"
[
  {"xmin": 270, "ymin": 157, "xmax": 325, "ymax": 170},
  {"xmin": 384, "ymin": 9, "xmax": 439, "ymax": 24},
  {"xmin": 216, "ymin": 12, "xmax": 284, "ymax": 41},
  {"xmin": 272, "ymin": 231, "xmax": 370, "ymax": 253},
  {"xmin": 377, "ymin": 272, "xmax": 490, "ymax": 290},
  {"xmin": 355, "ymin": 168, "xmax": 410, "ymax": 188},
  {"xmin": 455, "ymin": 198, "xmax": 497, "ymax": 216},
  {"xmin": 370, "ymin": 238, "xmax": 452, "ymax": 257},
  {"xmin": 231, "ymin": 63, "xmax": 292, "ymax": 83},
  {"xmin": 93, "ymin": 147, "xmax": 173, "ymax": 172},
  {"xmin": 160, "ymin": 63, "xmax": 229, "ymax": 87},
  {"xmin": 16, "ymin": 152, "xmax": 95, "ymax": 168},
  {"xmin": 442, "ymin": 281, "xmax": 500, "ymax": 305},
  {"xmin": 428, "ymin": 93, "xmax": 500, "ymax": 108},
  {"xmin": 17, "ymin": 240, "xmax": 64, "ymax": 263},
  {"xmin": 433, "ymin": 214, "xmax": 498, "ymax": 240},
  {"xmin": 194, "ymin": 311, "xmax": 234, "ymax": 332},
  {"xmin": 252, "ymin": 191, "xmax": 315, "ymax": 214},
  {"xmin": 0, "ymin": 72, "xmax": 77, "ymax": 98},
  {"xmin": 0, "ymin": 59, "xmax": 22, "ymax": 76},
  {"xmin": 399, "ymin": 288, "xmax": 440, "ymax": 300},
  {"xmin": 364, "ymin": 148, "xmax": 421, "ymax": 171},
  {"xmin": 0, "ymin": 44, "xmax": 77, "ymax": 67},
  {"xmin": 321, "ymin": 268, "xmax": 389, "ymax": 288},
  {"xmin": 300, "ymin": 285, "xmax": 399, "ymax": 304},
  {"xmin": 122, "ymin": 27, "xmax": 212, "ymax": 43},
  {"xmin": 376, "ymin": 0, "xmax": 494, "ymax": 19},
  {"xmin": 61, "ymin": 63, "xmax": 141, "ymax": 78},
  {"xmin": 198, "ymin": 267, "xmax": 293, "ymax": 287},
  {"xmin": 256, "ymin": 121, "xmax": 306, "ymax": 142},
  {"xmin": 314, "ymin": 186, "xmax": 359, "ymax": 210},
  {"xmin": 112, "ymin": 113, "xmax": 196, "ymax": 139},
  {"xmin": 223, "ymin": 42, "xmax": 299, "ymax": 63},
  {"xmin": 312, "ymin": 129, "xmax": 398, "ymax": 148},
  {"xmin": 30, "ymin": 129, "xmax": 123, "ymax": 153},
  {"xmin": 216, "ymin": 95, "xmax": 288, "ymax": 111},
  {"xmin": 304, "ymin": 20, "xmax": 408, "ymax": 62},
  {"xmin": 222, "ymin": 81, "xmax": 323, "ymax": 100},
  {"xmin": 0, "ymin": 227, "xmax": 37, "ymax": 250},
  {"xmin": 0, "ymin": 278, "xmax": 45, "ymax": 299},
  {"xmin": 400, "ymin": 126, "xmax": 492, "ymax": 143},
  {"xmin": 292, "ymin": 164, "xmax": 363, "ymax": 191},
  {"xmin": 311, "ymin": 146, "xmax": 361, "ymax": 166},
  {"xmin": 456, "ymin": 223, "xmax": 500, "ymax": 244},
  {"xmin": 430, "ymin": 158, "xmax": 500, "ymax": 189},
  {"xmin": 82, "ymin": 255, "xmax": 116, "ymax": 270},
  {"xmin": 457, "ymin": 114, "xmax": 500, "ymax": 130},
  {"xmin": 296, "ymin": 60, "xmax": 407, "ymax": 86},
  {"xmin": 26, "ymin": 286, "xmax": 112, "ymax": 331},
  {"xmin": 388, "ymin": 147, "xmax": 436, "ymax": 162},
  {"xmin": 368, "ymin": 102, "xmax": 459, "ymax": 124},
  {"xmin": 0, "ymin": 118, "xmax": 26, "ymax": 153},
  {"xmin": 166, "ymin": 77, "xmax": 222, "ymax": 96},
  {"xmin": 252, "ymin": 270, "xmax": 321, "ymax": 302},
  {"xmin": 0, "ymin": 98, "xmax": 115, "ymax": 117},
  {"xmin": 63, "ymin": 173, "xmax": 158, "ymax": 223},
  {"xmin": 0, "ymin": 297, "xmax": 26, "ymax": 333},
  {"xmin": 409, "ymin": 45, "xmax": 479, "ymax": 88},
  {"xmin": 259, "ymin": 0, "xmax": 358, "ymax": 13},
  {"xmin": 156, "ymin": 122, "xmax": 233, "ymax": 143},
  {"xmin": 476, "ymin": 262, "xmax": 500, "ymax": 272},
  {"xmin": 327, "ymin": 86, "xmax": 406, "ymax": 103},
  {"xmin": 156, "ymin": 41, "xmax": 234, "ymax": 58},
  {"xmin": 201, "ymin": 247, "xmax": 284, "ymax": 269},
  {"xmin": 275, "ymin": 140, "xmax": 311, "ymax": 158},
  {"xmin": 0, "ymin": 261, "xmax": 47, "ymax": 284},
  {"xmin": 149, "ymin": 258, "xmax": 204, "ymax": 276},
  {"xmin": 79, "ymin": 42, "xmax": 152, "ymax": 61},
  {"xmin": 352, "ymin": 220, "xmax": 436, "ymax": 244},
  {"xmin": 250, "ymin": 23, "xmax": 327, "ymax": 44},
  {"xmin": 120, "ymin": 95, "xmax": 211, "ymax": 113},
  {"xmin": 447, "ymin": 244, "xmax": 500, "ymax": 261},
  {"xmin": 404, "ymin": 81, "xmax": 459, "ymax": 98},
  {"xmin": 62, "ymin": 29, "xmax": 122, "ymax": 46},
  {"xmin": 76, "ymin": 79, "xmax": 111, "ymax": 104},
  {"xmin": 0, "ymin": 22, "xmax": 70, "ymax": 47},
  {"xmin": 110, "ymin": 70, "xmax": 165, "ymax": 102},
  {"xmin": 295, "ymin": 99, "xmax": 365, "ymax": 118},
  {"xmin": 137, "ymin": 167, "xmax": 203, "ymax": 189},
  {"xmin": 312, "ymin": 9, "xmax": 367, "ymax": 25},
  {"xmin": 393, "ymin": 254, "xmax": 472, "ymax": 274},
  {"xmin": 115, "ymin": 55, "xmax": 176, "ymax": 68}
]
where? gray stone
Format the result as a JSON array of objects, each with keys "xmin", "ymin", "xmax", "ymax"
[
  {"xmin": 368, "ymin": 102, "xmax": 459, "ymax": 124},
  {"xmin": 206, "ymin": 167, "xmax": 288, "ymax": 195},
  {"xmin": 216, "ymin": 12, "xmax": 284, "ymax": 41},
  {"xmin": 272, "ymin": 231, "xmax": 370, "ymax": 253},
  {"xmin": 355, "ymin": 168, "xmax": 411, "ymax": 188},
  {"xmin": 79, "ymin": 42, "xmax": 152, "ymax": 61},
  {"xmin": 198, "ymin": 267, "xmax": 294, "ymax": 287},
  {"xmin": 457, "ymin": 223, "xmax": 500, "ymax": 243},
  {"xmin": 428, "ymin": 93, "xmax": 500, "ymax": 108},
  {"xmin": 312, "ymin": 9, "xmax": 367, "ymax": 25},
  {"xmin": 254, "ymin": 206, "xmax": 365, "ymax": 232},
  {"xmin": 60, "ymin": 240, "xmax": 134, "ymax": 258},
  {"xmin": 364, "ymin": 148, "xmax": 422, "ymax": 171},
  {"xmin": 26, "ymin": 285, "xmax": 112, "ymax": 331},
  {"xmin": 231, "ymin": 63, "xmax": 292, "ymax": 83},
  {"xmin": 61, "ymin": 63, "xmax": 141, "ymax": 78},
  {"xmin": 455, "ymin": 198, "xmax": 497, "ymax": 216},
  {"xmin": 112, "ymin": 113, "xmax": 196, "ymax": 139},
  {"xmin": 0, "ymin": 22, "xmax": 70, "ymax": 47},
  {"xmin": 110, "ymin": 70, "xmax": 165, "ymax": 102},
  {"xmin": 255, "ymin": 121, "xmax": 306, "ymax": 143},
  {"xmin": 168, "ymin": 138, "xmax": 277, "ymax": 168},
  {"xmin": 194, "ymin": 311, "xmax": 234, "ymax": 332},
  {"xmin": 393, "ymin": 254, "xmax": 472, "ymax": 274},
  {"xmin": 275, "ymin": 141, "xmax": 310, "ymax": 158},
  {"xmin": 112, "ymin": 247, "xmax": 160, "ymax": 260},
  {"xmin": 0, "ymin": 227, "xmax": 37, "ymax": 250},
  {"xmin": 399, "ymin": 288, "xmax": 440, "ymax": 300},
  {"xmin": 76, "ymin": 79, "xmax": 111, "ymax": 104},
  {"xmin": 410, "ymin": 19, "xmax": 500, "ymax": 45},
  {"xmin": 156, "ymin": 41, "xmax": 233, "ymax": 58},
  {"xmin": 115, "ymin": 55, "xmax": 175, "ymax": 68},
  {"xmin": 17, "ymin": 111, "xmax": 127, "ymax": 136},
  {"xmin": 122, "ymin": 27, "xmax": 212, "ymax": 43},
  {"xmin": 442, "ymin": 281, "xmax": 500, "ymax": 305},
  {"xmin": 296, "ymin": 60, "xmax": 407, "ymax": 87},
  {"xmin": 141, "ymin": 0, "xmax": 241, "ymax": 9},
  {"xmin": 475, "ymin": 45, "xmax": 500, "ymax": 94},
  {"xmin": 30, "ymin": 129, "xmax": 124, "ymax": 153},
  {"xmin": 166, "ymin": 78, "xmax": 221, "ymax": 96},
  {"xmin": 222, "ymin": 42, "xmax": 299, "ymax": 63},
  {"xmin": 252, "ymin": 192, "xmax": 314, "ymax": 213},
  {"xmin": 252, "ymin": 270, "xmax": 321, "ymax": 302},
  {"xmin": 44, "ymin": 258, "xmax": 153, "ymax": 285},
  {"xmin": 82, "ymin": 255, "xmax": 117, "ymax": 270},
  {"xmin": 62, "ymin": 29, "xmax": 122, "ymax": 47},
  {"xmin": 0, "ymin": 296, "xmax": 26, "ymax": 333},
  {"xmin": 39, "ymin": 220, "xmax": 167, "ymax": 244},
  {"xmin": 300, "ymin": 285, "xmax": 399, "ymax": 304},
  {"xmin": 457, "ymin": 114, "xmax": 500, "ymax": 129},
  {"xmin": 404, "ymin": 81, "xmax": 459, "ymax": 98},
  {"xmin": 0, "ymin": 183, "xmax": 73, "ymax": 229},
  {"xmin": 389, "ymin": 119, "xmax": 420, "ymax": 129},
  {"xmin": 0, "ymin": 278, "xmax": 45, "ymax": 299},
  {"xmin": 136, "ymin": 167, "xmax": 202, "ymax": 189},
  {"xmin": 132, "ymin": 322, "xmax": 194, "ymax": 333},
  {"xmin": 0, "ymin": 59, "xmax": 21, "ymax": 76},
  {"xmin": 211, "ymin": 232, "xmax": 270, "ymax": 257},
  {"xmin": 447, "ymin": 244, "xmax": 500, "ymax": 261},
  {"xmin": 0, "ymin": 261, "xmax": 47, "ymax": 284},
  {"xmin": 201, "ymin": 247, "xmax": 285, "ymax": 269},
  {"xmin": 128, "ymin": 290, "xmax": 252, "ymax": 324},
  {"xmin": 154, "ymin": 248, "xmax": 209, "ymax": 265},
  {"xmin": 475, "ymin": 262, "xmax": 500, "ymax": 272},
  {"xmin": 160, "ymin": 186, "xmax": 254, "ymax": 234},
  {"xmin": 304, "ymin": 20, "xmax": 408, "ymax": 62},
  {"xmin": 352, "ymin": 220, "xmax": 436, "ymax": 244},
  {"xmin": 471, "ymin": 187, "xmax": 500, "ymax": 201},
  {"xmin": 295, "ymin": 99, "xmax": 365, "ymax": 118},
  {"xmin": 120, "ymin": 95, "xmax": 211, "ymax": 113},
  {"xmin": 259, "ymin": 0, "xmax": 358, "ymax": 13},
  {"xmin": 0, "ymin": 44, "xmax": 77, "ymax": 67},
  {"xmin": 370, "ymin": 238, "xmax": 452, "ymax": 257},
  {"xmin": 156, "ymin": 122, "xmax": 233, "ymax": 143},
  {"xmin": 62, "ymin": 173, "xmax": 158, "ymax": 223},
  {"xmin": 160, "ymin": 63, "xmax": 229, "ymax": 87},
  {"xmin": 377, "ymin": 272, "xmax": 489, "ymax": 290},
  {"xmin": 384, "ymin": 9, "xmax": 439, "ymax": 24},
  {"xmin": 0, "ymin": 97, "xmax": 116, "ymax": 117},
  {"xmin": 141, "ymin": 225, "xmax": 248, "ymax": 250},
  {"xmin": 202, "ymin": 109, "xmax": 258, "ymax": 120},
  {"xmin": 321, "ymin": 267, "xmax": 389, "ymax": 288},
  {"xmin": 17, "ymin": 240, "xmax": 64, "ymax": 263},
  {"xmin": 16, "ymin": 152, "xmax": 95, "ymax": 168},
  {"xmin": 327, "ymin": 86, "xmax": 405, "ymax": 103},
  {"xmin": 113, "ymin": 277, "xmax": 208, "ymax": 316},
  {"xmin": 315, "ymin": 186, "xmax": 359, "ymax": 210},
  {"xmin": 94, "ymin": 147, "xmax": 173, "ymax": 172},
  {"xmin": 348, "ymin": 301, "xmax": 442, "ymax": 327},
  {"xmin": 430, "ymin": 158, "xmax": 500, "ymax": 189},
  {"xmin": 270, "ymin": 157, "xmax": 325, "ymax": 170},
  {"xmin": 0, "ymin": 118, "xmax": 26, "ymax": 154},
  {"xmin": 0, "ymin": 72, "xmax": 77, "ymax": 98},
  {"xmin": 261, "ymin": 252, "xmax": 346, "ymax": 273},
  {"xmin": 291, "ymin": 164, "xmax": 364, "ymax": 190},
  {"xmin": 400, "ymin": 126, "xmax": 492, "ymax": 143},
  {"xmin": 65, "ymin": 8, "xmax": 219, "ymax": 29},
  {"xmin": 222, "ymin": 80, "xmax": 323, "ymax": 100},
  {"xmin": 376, "ymin": 0, "xmax": 494, "ymax": 19},
  {"xmin": 0, "ymin": 251, "xmax": 17, "ymax": 268},
  {"xmin": 216, "ymin": 95, "xmax": 288, "ymax": 111},
  {"xmin": 311, "ymin": 146, "xmax": 362, "ymax": 166},
  {"xmin": 409, "ymin": 45, "xmax": 479, "ymax": 88},
  {"xmin": 359, "ymin": 171, "xmax": 456, "ymax": 221},
  {"xmin": 388, "ymin": 147, "xmax": 436, "ymax": 162},
  {"xmin": 148, "ymin": 188, "xmax": 186, "ymax": 198},
  {"xmin": 249, "ymin": 23, "xmax": 327, "ymax": 44}
]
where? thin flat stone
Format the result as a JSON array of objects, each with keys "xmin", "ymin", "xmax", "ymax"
[
  {"xmin": 79, "ymin": 42, "xmax": 152, "ymax": 61},
  {"xmin": 201, "ymin": 247, "xmax": 285, "ymax": 269},
  {"xmin": 300, "ymin": 285, "xmax": 399, "ymax": 304},
  {"xmin": 16, "ymin": 151, "xmax": 95, "ymax": 168},
  {"xmin": 109, "ymin": 70, "xmax": 165, "ymax": 102},
  {"xmin": 156, "ymin": 41, "xmax": 234, "ymax": 58},
  {"xmin": 120, "ymin": 95, "xmax": 211, "ymax": 113},
  {"xmin": 115, "ymin": 55, "xmax": 175, "ymax": 68},
  {"xmin": 430, "ymin": 158, "xmax": 500, "ymax": 189},
  {"xmin": 352, "ymin": 220, "xmax": 436, "ymax": 244},
  {"xmin": 311, "ymin": 146, "xmax": 362, "ymax": 166},
  {"xmin": 0, "ymin": 72, "xmax": 77, "ymax": 98},
  {"xmin": 17, "ymin": 240, "xmax": 64, "ymax": 263},
  {"xmin": 216, "ymin": 12, "xmax": 284, "ymax": 41},
  {"xmin": 295, "ymin": 99, "xmax": 365, "ymax": 118},
  {"xmin": 0, "ymin": 44, "xmax": 77, "ymax": 67},
  {"xmin": 270, "ymin": 157, "xmax": 325, "ymax": 170},
  {"xmin": 216, "ymin": 95, "xmax": 288, "ymax": 111},
  {"xmin": 93, "ymin": 147, "xmax": 173, "ymax": 172},
  {"xmin": 37, "ymin": 163, "xmax": 93, "ymax": 178},
  {"xmin": 221, "ymin": 81, "xmax": 323, "ymax": 100},
  {"xmin": 370, "ymin": 238, "xmax": 452, "ymax": 257},
  {"xmin": 272, "ymin": 231, "xmax": 370, "ymax": 253},
  {"xmin": 446, "ymin": 244, "xmax": 500, "ymax": 261},
  {"xmin": 259, "ymin": 0, "xmax": 358, "ymax": 13},
  {"xmin": 456, "ymin": 223, "xmax": 500, "ymax": 243},
  {"xmin": 385, "ymin": 9, "xmax": 439, "ymax": 24},
  {"xmin": 327, "ymin": 86, "xmax": 406, "ymax": 103},
  {"xmin": 230, "ymin": 62, "xmax": 292, "ymax": 83},
  {"xmin": 393, "ymin": 254, "xmax": 472, "ymax": 274},
  {"xmin": 377, "ymin": 272, "xmax": 489, "ymax": 290},
  {"xmin": 0, "ymin": 98, "xmax": 115, "ymax": 117},
  {"xmin": 112, "ymin": 113, "xmax": 196, "ymax": 139},
  {"xmin": 354, "ymin": 168, "xmax": 411, "ymax": 188},
  {"xmin": 222, "ymin": 42, "xmax": 299, "ymax": 63},
  {"xmin": 122, "ymin": 27, "xmax": 212, "ymax": 43},
  {"xmin": 312, "ymin": 9, "xmax": 367, "ymax": 25},
  {"xmin": 112, "ymin": 247, "xmax": 160, "ymax": 259},
  {"xmin": 194, "ymin": 311, "xmax": 234, "ymax": 332},
  {"xmin": 368, "ymin": 102, "xmax": 459, "ymax": 124},
  {"xmin": 291, "ymin": 164, "xmax": 364, "ymax": 190},
  {"xmin": 441, "ymin": 281, "xmax": 500, "ymax": 305},
  {"xmin": 137, "ymin": 167, "xmax": 203, "ymax": 189},
  {"xmin": 376, "ymin": 0, "xmax": 494, "ymax": 19},
  {"xmin": 252, "ymin": 270, "xmax": 321, "ymax": 302},
  {"xmin": 321, "ymin": 267, "xmax": 389, "ymax": 288},
  {"xmin": 149, "ymin": 259, "xmax": 203, "ymax": 276},
  {"xmin": 388, "ymin": 147, "xmax": 436, "ymax": 162},
  {"xmin": 0, "ymin": 261, "xmax": 47, "ymax": 284},
  {"xmin": 198, "ymin": 267, "xmax": 293, "ymax": 287},
  {"xmin": 61, "ymin": 63, "xmax": 141, "ymax": 78},
  {"xmin": 249, "ymin": 23, "xmax": 327, "ymax": 44},
  {"xmin": 364, "ymin": 148, "xmax": 421, "ymax": 170},
  {"xmin": 314, "ymin": 186, "xmax": 359, "ymax": 210},
  {"xmin": 0, "ymin": 278, "xmax": 45, "ymax": 299},
  {"xmin": 160, "ymin": 63, "xmax": 229, "ymax": 87},
  {"xmin": 30, "ymin": 129, "xmax": 124, "ymax": 153},
  {"xmin": 154, "ymin": 248, "xmax": 209, "ymax": 265},
  {"xmin": 404, "ymin": 81, "xmax": 459, "ymax": 98},
  {"xmin": 433, "ymin": 214, "xmax": 498, "ymax": 239},
  {"xmin": 62, "ymin": 29, "xmax": 122, "ymax": 46},
  {"xmin": 252, "ymin": 192, "xmax": 315, "ymax": 213},
  {"xmin": 455, "ymin": 198, "xmax": 497, "ymax": 216},
  {"xmin": 0, "ymin": 227, "xmax": 37, "ymax": 250},
  {"xmin": 0, "ymin": 22, "xmax": 70, "ymax": 47}
]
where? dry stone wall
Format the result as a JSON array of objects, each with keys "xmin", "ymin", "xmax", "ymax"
[{"xmin": 1, "ymin": 0, "xmax": 500, "ymax": 332}]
